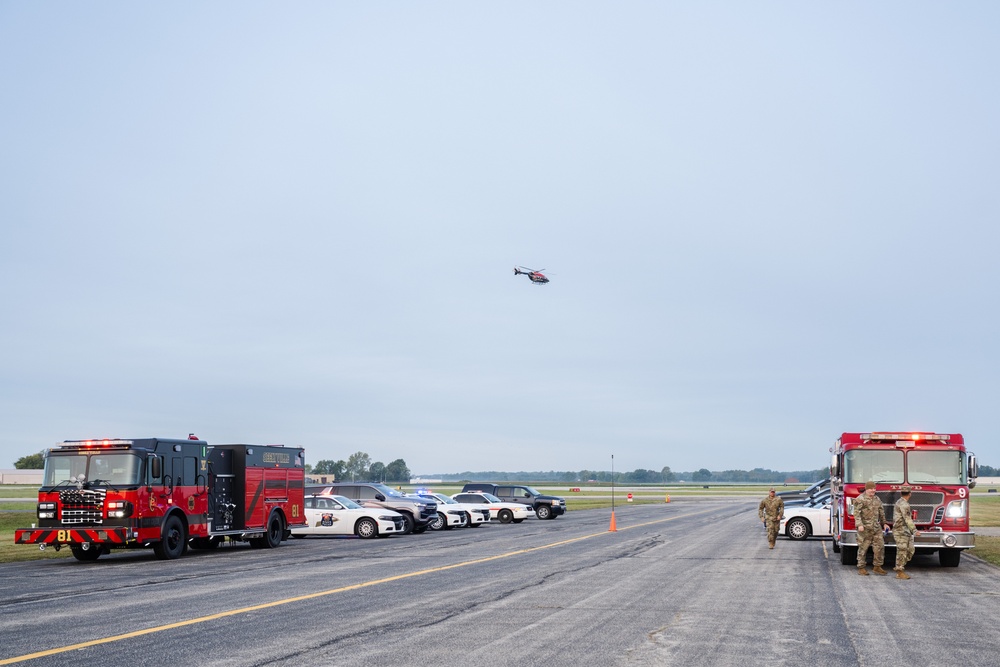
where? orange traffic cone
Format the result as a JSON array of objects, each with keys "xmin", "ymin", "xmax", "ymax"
[{"xmin": 609, "ymin": 511, "xmax": 618, "ymax": 532}]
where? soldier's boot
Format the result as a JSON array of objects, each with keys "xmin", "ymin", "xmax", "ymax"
[
  {"xmin": 768, "ymin": 542, "xmax": 774, "ymax": 549},
  {"xmin": 858, "ymin": 568, "xmax": 869, "ymax": 576},
  {"xmin": 873, "ymin": 566, "xmax": 887, "ymax": 575},
  {"xmin": 896, "ymin": 570, "xmax": 910, "ymax": 580}
]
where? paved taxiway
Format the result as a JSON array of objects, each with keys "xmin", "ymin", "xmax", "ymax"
[{"xmin": 2, "ymin": 498, "xmax": 998, "ymax": 666}]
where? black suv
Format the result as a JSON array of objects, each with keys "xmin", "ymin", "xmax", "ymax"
[
  {"xmin": 461, "ymin": 483, "xmax": 566, "ymax": 519},
  {"xmin": 306, "ymin": 482, "xmax": 436, "ymax": 534}
]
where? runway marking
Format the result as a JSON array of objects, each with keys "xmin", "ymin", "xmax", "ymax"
[{"xmin": 0, "ymin": 507, "xmax": 715, "ymax": 665}]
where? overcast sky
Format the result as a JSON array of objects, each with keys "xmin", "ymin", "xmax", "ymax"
[{"xmin": 1, "ymin": 3, "xmax": 997, "ymax": 476}]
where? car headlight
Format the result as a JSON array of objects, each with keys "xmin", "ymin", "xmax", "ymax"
[
  {"xmin": 945, "ymin": 500, "xmax": 967, "ymax": 518},
  {"xmin": 379, "ymin": 515, "xmax": 397, "ymax": 521}
]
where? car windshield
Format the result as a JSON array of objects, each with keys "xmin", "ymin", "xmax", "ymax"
[
  {"xmin": 43, "ymin": 452, "xmax": 143, "ymax": 486},
  {"xmin": 481, "ymin": 493, "xmax": 502, "ymax": 502},
  {"xmin": 907, "ymin": 450, "xmax": 965, "ymax": 484},
  {"xmin": 432, "ymin": 494, "xmax": 458, "ymax": 505},
  {"xmin": 844, "ymin": 450, "xmax": 904, "ymax": 484},
  {"xmin": 332, "ymin": 495, "xmax": 363, "ymax": 509}
]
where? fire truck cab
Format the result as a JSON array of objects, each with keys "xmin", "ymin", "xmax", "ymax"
[
  {"xmin": 830, "ymin": 431, "xmax": 976, "ymax": 568},
  {"xmin": 15, "ymin": 437, "xmax": 306, "ymax": 562}
]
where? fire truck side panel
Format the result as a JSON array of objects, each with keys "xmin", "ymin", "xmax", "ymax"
[{"xmin": 219, "ymin": 444, "xmax": 306, "ymax": 532}]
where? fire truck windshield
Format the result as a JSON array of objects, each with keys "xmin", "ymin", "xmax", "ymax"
[
  {"xmin": 43, "ymin": 453, "xmax": 143, "ymax": 487},
  {"xmin": 907, "ymin": 450, "xmax": 965, "ymax": 484},
  {"xmin": 844, "ymin": 450, "xmax": 904, "ymax": 484}
]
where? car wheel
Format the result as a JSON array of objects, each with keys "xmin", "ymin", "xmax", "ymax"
[
  {"xmin": 355, "ymin": 517, "xmax": 378, "ymax": 539},
  {"xmin": 429, "ymin": 512, "xmax": 446, "ymax": 531},
  {"xmin": 536, "ymin": 505, "xmax": 552, "ymax": 520},
  {"xmin": 399, "ymin": 513, "xmax": 415, "ymax": 535},
  {"xmin": 458, "ymin": 512, "xmax": 469, "ymax": 528},
  {"xmin": 786, "ymin": 518, "xmax": 810, "ymax": 540},
  {"xmin": 498, "ymin": 509, "xmax": 513, "ymax": 524}
]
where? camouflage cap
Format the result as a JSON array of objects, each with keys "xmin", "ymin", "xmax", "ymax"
[
  {"xmin": 900, "ymin": 485, "xmax": 912, "ymax": 493},
  {"xmin": 864, "ymin": 480, "xmax": 876, "ymax": 490}
]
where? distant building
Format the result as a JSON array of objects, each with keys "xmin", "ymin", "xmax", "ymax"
[{"xmin": 0, "ymin": 469, "xmax": 43, "ymax": 485}]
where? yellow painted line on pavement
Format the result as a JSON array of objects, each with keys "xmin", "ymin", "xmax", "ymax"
[{"xmin": 1, "ymin": 507, "xmax": 714, "ymax": 665}]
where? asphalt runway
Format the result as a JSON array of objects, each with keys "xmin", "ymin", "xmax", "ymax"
[{"xmin": 2, "ymin": 498, "xmax": 998, "ymax": 666}]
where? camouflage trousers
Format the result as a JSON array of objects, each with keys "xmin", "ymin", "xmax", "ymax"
[
  {"xmin": 765, "ymin": 519, "xmax": 780, "ymax": 546},
  {"xmin": 857, "ymin": 529, "xmax": 884, "ymax": 568},
  {"xmin": 893, "ymin": 530, "xmax": 915, "ymax": 569}
]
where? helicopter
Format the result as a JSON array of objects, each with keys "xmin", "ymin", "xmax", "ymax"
[{"xmin": 513, "ymin": 266, "xmax": 549, "ymax": 284}]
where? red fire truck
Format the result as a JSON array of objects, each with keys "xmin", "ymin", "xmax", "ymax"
[
  {"xmin": 14, "ymin": 437, "xmax": 306, "ymax": 562},
  {"xmin": 830, "ymin": 431, "xmax": 977, "ymax": 567}
]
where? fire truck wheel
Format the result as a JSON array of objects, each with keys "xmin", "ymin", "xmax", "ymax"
[
  {"xmin": 840, "ymin": 545, "xmax": 857, "ymax": 566},
  {"xmin": 940, "ymin": 548, "xmax": 961, "ymax": 567},
  {"xmin": 70, "ymin": 544, "xmax": 102, "ymax": 562},
  {"xmin": 154, "ymin": 515, "xmax": 188, "ymax": 560},
  {"xmin": 498, "ymin": 509, "xmax": 513, "ymax": 524},
  {"xmin": 355, "ymin": 517, "xmax": 378, "ymax": 539},
  {"xmin": 264, "ymin": 512, "xmax": 284, "ymax": 548}
]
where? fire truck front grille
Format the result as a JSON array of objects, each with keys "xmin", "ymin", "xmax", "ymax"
[
  {"xmin": 59, "ymin": 488, "xmax": 106, "ymax": 525},
  {"xmin": 876, "ymin": 490, "xmax": 945, "ymax": 525}
]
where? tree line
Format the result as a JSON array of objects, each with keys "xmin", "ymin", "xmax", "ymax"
[
  {"xmin": 309, "ymin": 451, "xmax": 412, "ymax": 483},
  {"xmin": 12, "ymin": 451, "xmax": 1000, "ymax": 484},
  {"xmin": 433, "ymin": 466, "xmax": 830, "ymax": 484}
]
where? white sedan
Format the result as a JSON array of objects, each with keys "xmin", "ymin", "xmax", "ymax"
[
  {"xmin": 292, "ymin": 495, "xmax": 406, "ymax": 539},
  {"xmin": 452, "ymin": 492, "xmax": 536, "ymax": 523},
  {"xmin": 780, "ymin": 500, "xmax": 832, "ymax": 540},
  {"xmin": 416, "ymin": 492, "xmax": 491, "ymax": 528}
]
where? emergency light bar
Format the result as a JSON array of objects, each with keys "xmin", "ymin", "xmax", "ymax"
[
  {"xmin": 60, "ymin": 439, "xmax": 135, "ymax": 447},
  {"xmin": 860, "ymin": 433, "xmax": 950, "ymax": 442}
]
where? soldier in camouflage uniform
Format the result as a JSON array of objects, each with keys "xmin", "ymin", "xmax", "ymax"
[
  {"xmin": 893, "ymin": 485, "xmax": 920, "ymax": 579},
  {"xmin": 854, "ymin": 480, "xmax": 890, "ymax": 575},
  {"xmin": 758, "ymin": 488, "xmax": 784, "ymax": 549}
]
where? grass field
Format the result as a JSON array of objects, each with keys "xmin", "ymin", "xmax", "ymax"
[{"xmin": 2, "ymin": 486, "xmax": 999, "ymax": 565}]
